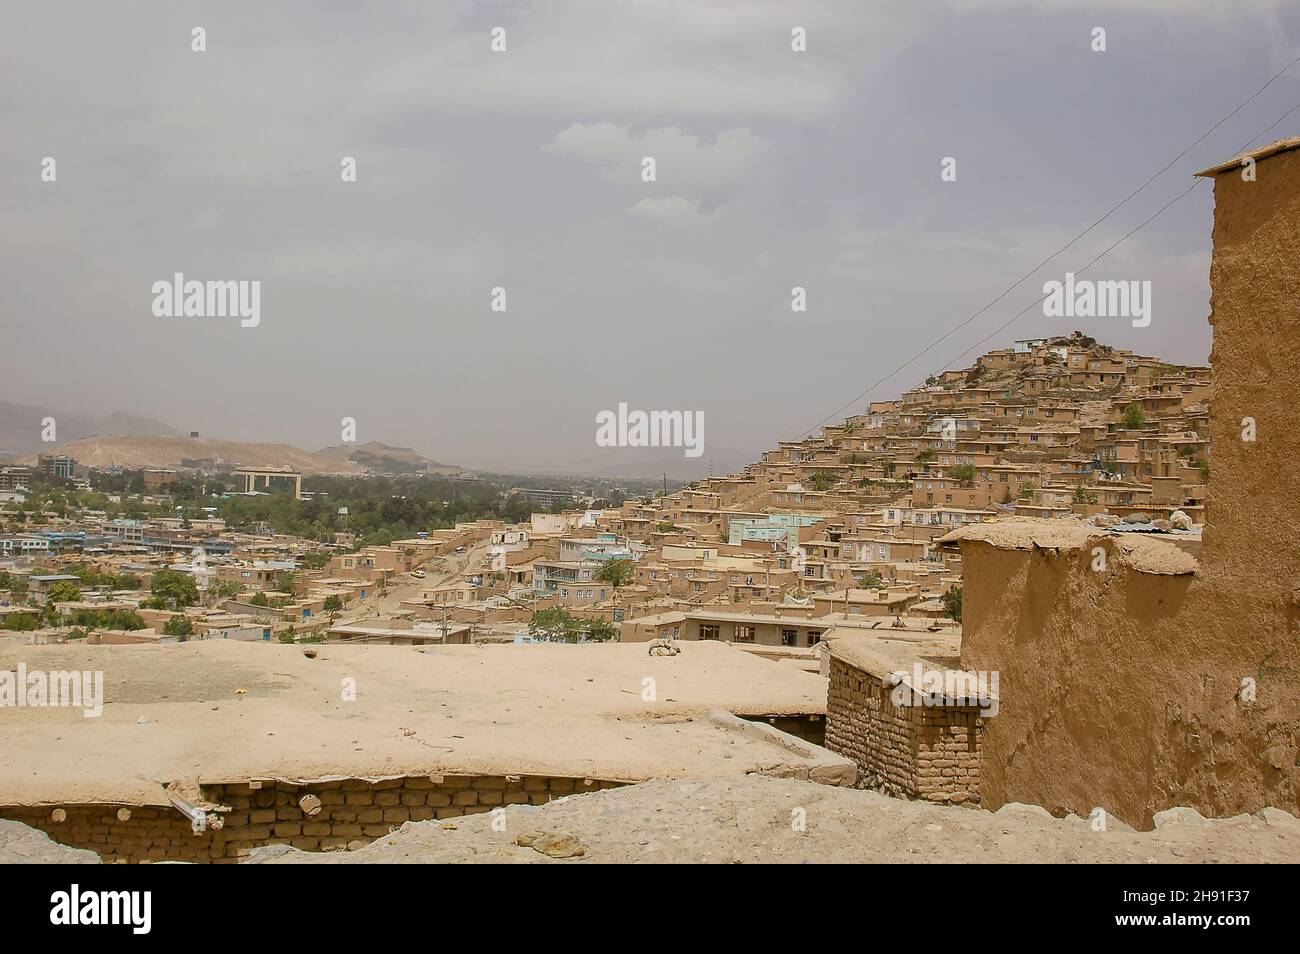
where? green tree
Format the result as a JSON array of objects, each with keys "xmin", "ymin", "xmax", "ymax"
[
  {"xmin": 45, "ymin": 580, "xmax": 83, "ymax": 604},
  {"xmin": 163, "ymin": 614, "xmax": 194, "ymax": 637},
  {"xmin": 3, "ymin": 612, "xmax": 40, "ymax": 632},
  {"xmin": 322, "ymin": 595, "xmax": 343, "ymax": 612},
  {"xmin": 1120, "ymin": 404, "xmax": 1147, "ymax": 430},
  {"xmin": 150, "ymin": 569, "xmax": 199, "ymax": 610},
  {"xmin": 68, "ymin": 608, "xmax": 146, "ymax": 631},
  {"xmin": 0, "ymin": 571, "xmax": 28, "ymax": 596},
  {"xmin": 948, "ymin": 463, "xmax": 977, "ymax": 487},
  {"xmin": 595, "ymin": 559, "xmax": 635, "ymax": 589},
  {"xmin": 941, "ymin": 585, "xmax": 963, "ymax": 623},
  {"xmin": 212, "ymin": 580, "xmax": 243, "ymax": 600},
  {"xmin": 857, "ymin": 570, "xmax": 883, "ymax": 588},
  {"xmin": 528, "ymin": 608, "xmax": 619, "ymax": 643}
]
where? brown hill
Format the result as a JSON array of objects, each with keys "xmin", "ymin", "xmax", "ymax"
[
  {"xmin": 24, "ymin": 435, "xmax": 367, "ymax": 476},
  {"xmin": 314, "ymin": 441, "xmax": 459, "ymax": 475}
]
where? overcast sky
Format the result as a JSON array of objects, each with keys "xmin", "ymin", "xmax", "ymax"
[{"xmin": 3, "ymin": 1, "xmax": 1298, "ymax": 474}]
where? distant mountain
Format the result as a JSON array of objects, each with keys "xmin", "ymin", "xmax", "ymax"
[
  {"xmin": 314, "ymin": 441, "xmax": 460, "ymax": 475},
  {"xmin": 19, "ymin": 435, "xmax": 371, "ymax": 476},
  {"xmin": 0, "ymin": 400, "xmax": 180, "ymax": 457}
]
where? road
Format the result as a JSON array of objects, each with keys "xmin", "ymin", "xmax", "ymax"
[{"xmin": 334, "ymin": 539, "xmax": 494, "ymax": 622}]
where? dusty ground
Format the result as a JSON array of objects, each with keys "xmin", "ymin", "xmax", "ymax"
[
  {"xmin": 0, "ymin": 819, "xmax": 101, "ymax": 863},
  {"xmin": 255, "ymin": 775, "xmax": 1300, "ymax": 864},
  {"xmin": 0, "ymin": 639, "xmax": 828, "ymax": 804}
]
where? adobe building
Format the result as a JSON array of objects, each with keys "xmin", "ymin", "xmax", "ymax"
[
  {"xmin": 940, "ymin": 139, "xmax": 1300, "ymax": 827},
  {"xmin": 0, "ymin": 640, "xmax": 850, "ymax": 862}
]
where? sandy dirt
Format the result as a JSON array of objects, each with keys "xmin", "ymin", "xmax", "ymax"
[
  {"xmin": 255, "ymin": 775, "xmax": 1300, "ymax": 864},
  {"xmin": 0, "ymin": 819, "xmax": 101, "ymax": 863},
  {"xmin": 22, "ymin": 435, "xmax": 367, "ymax": 475},
  {"xmin": 0, "ymin": 640, "xmax": 829, "ymax": 805}
]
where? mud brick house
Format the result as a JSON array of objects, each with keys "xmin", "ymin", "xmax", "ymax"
[
  {"xmin": 824, "ymin": 628, "xmax": 984, "ymax": 805},
  {"xmin": 937, "ymin": 140, "xmax": 1300, "ymax": 828}
]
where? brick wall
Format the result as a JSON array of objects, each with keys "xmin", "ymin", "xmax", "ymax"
[
  {"xmin": 0, "ymin": 773, "xmax": 625, "ymax": 864},
  {"xmin": 825, "ymin": 655, "xmax": 982, "ymax": 804}
]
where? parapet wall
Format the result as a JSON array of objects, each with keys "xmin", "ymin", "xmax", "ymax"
[
  {"xmin": 1, "ymin": 773, "xmax": 625, "ymax": 864},
  {"xmin": 958, "ymin": 534, "xmax": 1298, "ymax": 828},
  {"xmin": 825, "ymin": 655, "xmax": 982, "ymax": 804}
]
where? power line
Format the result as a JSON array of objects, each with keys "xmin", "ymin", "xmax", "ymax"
[
  {"xmin": 936, "ymin": 98, "xmax": 1300, "ymax": 371},
  {"xmin": 797, "ymin": 53, "xmax": 1300, "ymax": 438},
  {"xmin": 941, "ymin": 178, "xmax": 1204, "ymax": 369}
]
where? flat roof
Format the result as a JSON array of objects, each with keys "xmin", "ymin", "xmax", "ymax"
[
  {"xmin": 824, "ymin": 627, "xmax": 963, "ymax": 683},
  {"xmin": 0, "ymin": 640, "xmax": 828, "ymax": 805},
  {"xmin": 1195, "ymin": 136, "xmax": 1300, "ymax": 177},
  {"xmin": 941, "ymin": 519, "xmax": 1198, "ymax": 575}
]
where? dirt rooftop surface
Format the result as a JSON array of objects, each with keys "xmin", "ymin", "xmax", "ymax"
[
  {"xmin": 822, "ymin": 629, "xmax": 962, "ymax": 682},
  {"xmin": 942, "ymin": 519, "xmax": 1198, "ymax": 575},
  {"xmin": 0, "ymin": 640, "xmax": 828, "ymax": 805},
  {"xmin": 252, "ymin": 775, "xmax": 1300, "ymax": 864}
]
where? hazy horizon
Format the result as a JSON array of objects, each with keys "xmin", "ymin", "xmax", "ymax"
[{"xmin": 5, "ymin": 1, "xmax": 1298, "ymax": 474}]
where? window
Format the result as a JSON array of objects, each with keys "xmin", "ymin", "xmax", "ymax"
[
  {"xmin": 699, "ymin": 624, "xmax": 720, "ymax": 640},
  {"xmin": 734, "ymin": 625, "xmax": 755, "ymax": 642},
  {"xmin": 807, "ymin": 631, "xmax": 821, "ymax": 646},
  {"xmin": 781, "ymin": 629, "xmax": 797, "ymax": 647}
]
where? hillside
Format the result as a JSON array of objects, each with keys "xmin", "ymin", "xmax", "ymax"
[
  {"xmin": 314, "ymin": 441, "xmax": 460, "ymax": 475},
  {"xmin": 22, "ymin": 435, "xmax": 368, "ymax": 476},
  {"xmin": 0, "ymin": 400, "xmax": 179, "ymax": 457}
]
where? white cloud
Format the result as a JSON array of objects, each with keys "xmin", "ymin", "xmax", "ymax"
[
  {"xmin": 626, "ymin": 196, "xmax": 706, "ymax": 221},
  {"xmin": 544, "ymin": 124, "xmax": 769, "ymax": 198}
]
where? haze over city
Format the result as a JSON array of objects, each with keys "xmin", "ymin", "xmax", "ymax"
[
  {"xmin": 2, "ymin": 0, "xmax": 1299, "ymax": 906},
  {"xmin": 6, "ymin": 1, "xmax": 1298, "ymax": 474}
]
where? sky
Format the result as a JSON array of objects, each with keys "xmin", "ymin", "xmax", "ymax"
[{"xmin": 3, "ymin": 0, "xmax": 1298, "ymax": 476}]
